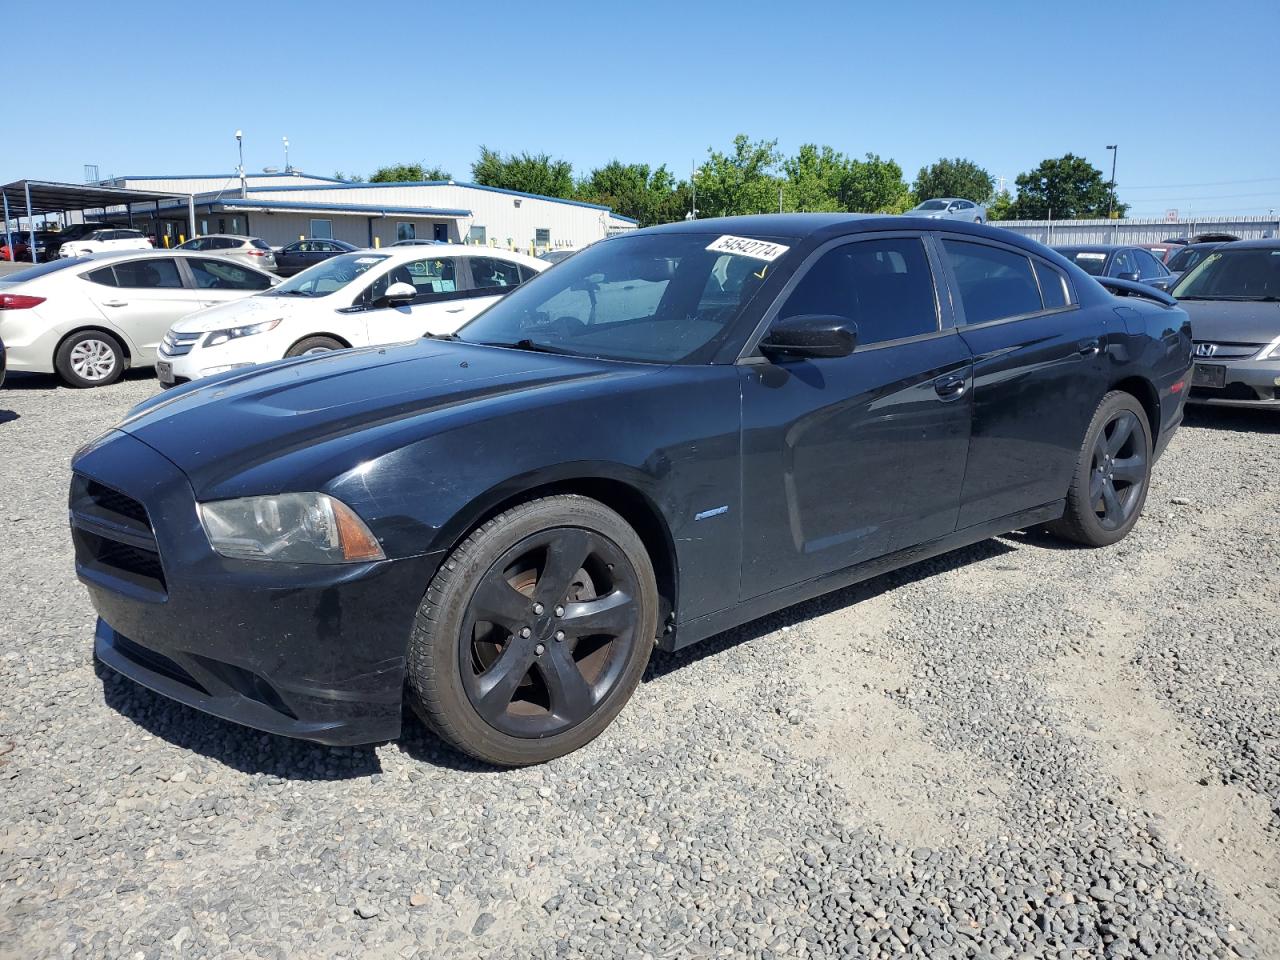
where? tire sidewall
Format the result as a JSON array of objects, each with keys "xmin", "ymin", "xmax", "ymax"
[
  {"xmin": 285, "ymin": 336, "xmax": 343, "ymax": 358},
  {"xmin": 1070, "ymin": 393, "xmax": 1152, "ymax": 546},
  {"xmin": 409, "ymin": 496, "xmax": 658, "ymax": 766},
  {"xmin": 56, "ymin": 331, "xmax": 124, "ymax": 388}
]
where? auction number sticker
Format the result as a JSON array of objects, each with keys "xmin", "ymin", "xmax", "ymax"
[{"xmin": 706, "ymin": 235, "xmax": 790, "ymax": 262}]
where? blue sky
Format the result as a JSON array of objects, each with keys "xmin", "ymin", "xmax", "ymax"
[{"xmin": 9, "ymin": 0, "xmax": 1278, "ymax": 218}]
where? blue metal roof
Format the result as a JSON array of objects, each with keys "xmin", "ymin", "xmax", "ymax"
[
  {"xmin": 142, "ymin": 195, "xmax": 471, "ymax": 218},
  {"xmin": 111, "ymin": 172, "xmax": 348, "ymax": 183}
]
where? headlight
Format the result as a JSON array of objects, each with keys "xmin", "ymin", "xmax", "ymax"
[
  {"xmin": 1259, "ymin": 335, "xmax": 1280, "ymax": 360},
  {"xmin": 204, "ymin": 319, "xmax": 281, "ymax": 347},
  {"xmin": 199, "ymin": 492, "xmax": 384, "ymax": 563}
]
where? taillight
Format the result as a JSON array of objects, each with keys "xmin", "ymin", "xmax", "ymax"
[
  {"xmin": 0, "ymin": 294, "xmax": 45, "ymax": 310},
  {"xmin": 246, "ymin": 249, "xmax": 266, "ymax": 256}
]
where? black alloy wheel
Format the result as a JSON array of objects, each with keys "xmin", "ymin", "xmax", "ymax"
[
  {"xmin": 1089, "ymin": 408, "xmax": 1147, "ymax": 531},
  {"xmin": 1049, "ymin": 390, "xmax": 1152, "ymax": 547},
  {"xmin": 461, "ymin": 527, "xmax": 640, "ymax": 738},
  {"xmin": 407, "ymin": 495, "xmax": 657, "ymax": 766}
]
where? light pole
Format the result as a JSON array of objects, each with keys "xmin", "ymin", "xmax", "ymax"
[
  {"xmin": 235, "ymin": 130, "xmax": 246, "ymax": 198},
  {"xmin": 282, "ymin": 136, "xmax": 290, "ymax": 174},
  {"xmin": 1106, "ymin": 144, "xmax": 1118, "ymax": 219}
]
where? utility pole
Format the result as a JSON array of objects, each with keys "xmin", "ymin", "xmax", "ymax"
[
  {"xmin": 282, "ymin": 136, "xmax": 290, "ymax": 174},
  {"xmin": 236, "ymin": 130, "xmax": 246, "ymax": 198},
  {"xmin": 1106, "ymin": 144, "xmax": 1118, "ymax": 219}
]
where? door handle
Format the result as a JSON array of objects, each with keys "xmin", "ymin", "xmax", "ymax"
[
  {"xmin": 933, "ymin": 374, "xmax": 967, "ymax": 401},
  {"xmin": 1078, "ymin": 338, "xmax": 1101, "ymax": 356},
  {"xmin": 101, "ymin": 299, "xmax": 128, "ymax": 307}
]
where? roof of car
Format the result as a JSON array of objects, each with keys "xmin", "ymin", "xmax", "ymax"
[
  {"xmin": 358, "ymin": 243, "xmax": 546, "ymax": 267},
  {"xmin": 185, "ymin": 234, "xmax": 259, "ymax": 242},
  {"xmin": 71, "ymin": 249, "xmax": 271, "ymax": 264},
  {"xmin": 633, "ymin": 212, "xmax": 1030, "ymax": 246},
  {"xmin": 1217, "ymin": 237, "xmax": 1280, "ymax": 250},
  {"xmin": 1054, "ymin": 244, "xmax": 1138, "ymax": 253}
]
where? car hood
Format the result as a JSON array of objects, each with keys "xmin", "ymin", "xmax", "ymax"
[
  {"xmin": 171, "ymin": 294, "xmax": 320, "ymax": 332},
  {"xmin": 114, "ymin": 339, "xmax": 647, "ymax": 495},
  {"xmin": 1178, "ymin": 299, "xmax": 1280, "ymax": 344}
]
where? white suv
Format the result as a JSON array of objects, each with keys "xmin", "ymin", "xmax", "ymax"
[{"xmin": 59, "ymin": 228, "xmax": 153, "ymax": 258}]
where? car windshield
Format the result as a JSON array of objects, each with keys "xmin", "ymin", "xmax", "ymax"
[
  {"xmin": 1062, "ymin": 250, "xmax": 1108, "ymax": 276},
  {"xmin": 457, "ymin": 232, "xmax": 787, "ymax": 363},
  {"xmin": 914, "ymin": 200, "xmax": 949, "ymax": 211},
  {"xmin": 1173, "ymin": 248, "xmax": 1280, "ymax": 300},
  {"xmin": 1166, "ymin": 246, "xmax": 1212, "ymax": 272},
  {"xmin": 270, "ymin": 252, "xmax": 388, "ymax": 297}
]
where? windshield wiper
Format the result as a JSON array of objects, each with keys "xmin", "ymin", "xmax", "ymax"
[
  {"xmin": 477, "ymin": 338, "xmax": 575, "ymax": 356},
  {"xmin": 424, "ymin": 332, "xmax": 458, "ymax": 341}
]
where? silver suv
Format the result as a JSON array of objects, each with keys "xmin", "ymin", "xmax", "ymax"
[{"xmin": 176, "ymin": 235, "xmax": 277, "ymax": 272}]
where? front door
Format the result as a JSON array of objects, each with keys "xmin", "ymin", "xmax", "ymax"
[
  {"xmin": 359, "ymin": 255, "xmax": 468, "ymax": 345},
  {"xmin": 739, "ymin": 234, "xmax": 974, "ymax": 599}
]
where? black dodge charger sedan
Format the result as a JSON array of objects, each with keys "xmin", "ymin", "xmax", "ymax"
[{"xmin": 71, "ymin": 215, "xmax": 1192, "ymax": 766}]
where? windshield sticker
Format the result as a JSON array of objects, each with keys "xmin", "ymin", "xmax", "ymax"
[
  {"xmin": 1076, "ymin": 253, "xmax": 1107, "ymax": 260},
  {"xmin": 706, "ymin": 235, "xmax": 790, "ymax": 262},
  {"xmin": 354, "ymin": 256, "xmax": 381, "ymax": 264}
]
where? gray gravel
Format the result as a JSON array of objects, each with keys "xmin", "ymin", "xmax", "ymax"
[{"xmin": 1, "ymin": 370, "xmax": 1277, "ymax": 959}]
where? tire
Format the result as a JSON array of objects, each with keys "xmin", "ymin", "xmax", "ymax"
[
  {"xmin": 1048, "ymin": 391, "xmax": 1152, "ymax": 547},
  {"xmin": 974, "ymin": 217, "xmax": 983, "ymax": 223},
  {"xmin": 285, "ymin": 336, "xmax": 344, "ymax": 358},
  {"xmin": 55, "ymin": 330, "xmax": 124, "ymax": 388},
  {"xmin": 407, "ymin": 495, "xmax": 658, "ymax": 766}
]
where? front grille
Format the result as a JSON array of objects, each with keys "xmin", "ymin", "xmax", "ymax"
[
  {"xmin": 70, "ymin": 474, "xmax": 166, "ymax": 596},
  {"xmin": 159, "ymin": 330, "xmax": 201, "ymax": 357},
  {"xmin": 1192, "ymin": 341, "xmax": 1264, "ymax": 361}
]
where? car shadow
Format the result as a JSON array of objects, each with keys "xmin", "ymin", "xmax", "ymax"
[
  {"xmin": 1183, "ymin": 405, "xmax": 1280, "ymax": 435},
  {"xmin": 1, "ymin": 368, "xmax": 157, "ymax": 390},
  {"xmin": 0, "ymin": 410, "xmax": 17, "ymax": 425}
]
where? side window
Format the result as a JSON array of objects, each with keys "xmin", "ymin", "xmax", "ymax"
[
  {"xmin": 112, "ymin": 258, "xmax": 183, "ymax": 289},
  {"xmin": 188, "ymin": 257, "xmax": 272, "ymax": 290},
  {"xmin": 942, "ymin": 239, "xmax": 1043, "ymax": 325},
  {"xmin": 367, "ymin": 258, "xmax": 457, "ymax": 302},
  {"xmin": 469, "ymin": 256, "xmax": 523, "ymax": 290},
  {"xmin": 777, "ymin": 237, "xmax": 939, "ymax": 346},
  {"xmin": 1033, "ymin": 260, "xmax": 1070, "ymax": 309},
  {"xmin": 86, "ymin": 266, "xmax": 118, "ymax": 287},
  {"xmin": 517, "ymin": 263, "xmax": 541, "ymax": 284},
  {"xmin": 1133, "ymin": 249, "xmax": 1163, "ymax": 279},
  {"xmin": 1110, "ymin": 249, "xmax": 1136, "ymax": 277}
]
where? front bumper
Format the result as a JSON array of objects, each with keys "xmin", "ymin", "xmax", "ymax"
[
  {"xmin": 159, "ymin": 333, "xmax": 264, "ymax": 385},
  {"xmin": 1187, "ymin": 359, "xmax": 1280, "ymax": 409},
  {"xmin": 74, "ymin": 430, "xmax": 441, "ymax": 746}
]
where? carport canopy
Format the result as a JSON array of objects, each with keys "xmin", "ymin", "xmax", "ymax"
[{"xmin": 1, "ymin": 179, "xmax": 196, "ymax": 258}]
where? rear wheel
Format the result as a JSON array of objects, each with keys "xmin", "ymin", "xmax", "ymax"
[
  {"xmin": 55, "ymin": 330, "xmax": 124, "ymax": 388},
  {"xmin": 407, "ymin": 495, "xmax": 658, "ymax": 766},
  {"xmin": 285, "ymin": 336, "xmax": 344, "ymax": 358},
  {"xmin": 1048, "ymin": 391, "xmax": 1152, "ymax": 546}
]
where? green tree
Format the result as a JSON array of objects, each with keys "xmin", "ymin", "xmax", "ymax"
[
  {"xmin": 1010, "ymin": 154, "xmax": 1127, "ymax": 219},
  {"xmin": 781, "ymin": 144, "xmax": 851, "ymax": 212},
  {"xmin": 575, "ymin": 160, "xmax": 688, "ymax": 226},
  {"xmin": 471, "ymin": 147, "xmax": 575, "ymax": 198},
  {"xmin": 694, "ymin": 135, "xmax": 783, "ymax": 218},
  {"xmin": 844, "ymin": 153, "xmax": 912, "ymax": 213},
  {"xmin": 987, "ymin": 189, "xmax": 1015, "ymax": 221},
  {"xmin": 368, "ymin": 163, "xmax": 450, "ymax": 183},
  {"xmin": 912, "ymin": 157, "xmax": 994, "ymax": 204}
]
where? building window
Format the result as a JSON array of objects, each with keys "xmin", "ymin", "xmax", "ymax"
[
  {"xmin": 535, "ymin": 228, "xmax": 551, "ymax": 248},
  {"xmin": 310, "ymin": 219, "xmax": 333, "ymax": 239},
  {"xmin": 396, "ymin": 222, "xmax": 415, "ymax": 242},
  {"xmin": 468, "ymin": 225, "xmax": 487, "ymax": 245},
  {"xmin": 198, "ymin": 219, "xmax": 209, "ymax": 235},
  {"xmin": 230, "ymin": 216, "xmax": 244, "ymax": 234}
]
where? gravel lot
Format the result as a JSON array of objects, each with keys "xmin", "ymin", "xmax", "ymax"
[{"xmin": 1, "ymin": 370, "xmax": 1277, "ymax": 960}]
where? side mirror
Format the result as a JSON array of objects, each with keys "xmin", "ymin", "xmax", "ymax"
[
  {"xmin": 760, "ymin": 314, "xmax": 857, "ymax": 359},
  {"xmin": 1117, "ymin": 271, "xmax": 1140, "ymax": 283},
  {"xmin": 380, "ymin": 281, "xmax": 416, "ymax": 307}
]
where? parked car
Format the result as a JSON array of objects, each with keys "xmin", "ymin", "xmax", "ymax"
[
  {"xmin": 75, "ymin": 214, "xmax": 1191, "ymax": 766},
  {"xmin": 274, "ymin": 238, "xmax": 359, "ymax": 277},
  {"xmin": 176, "ymin": 235, "xmax": 277, "ymax": 273},
  {"xmin": 1172, "ymin": 238, "xmax": 1280, "ymax": 409},
  {"xmin": 0, "ymin": 251, "xmax": 278, "ymax": 387},
  {"xmin": 1163, "ymin": 241, "xmax": 1225, "ymax": 287},
  {"xmin": 59, "ymin": 228, "xmax": 152, "ymax": 259},
  {"xmin": 907, "ymin": 197, "xmax": 986, "ymax": 223},
  {"xmin": 1054, "ymin": 245, "xmax": 1174, "ymax": 290},
  {"xmin": 1, "ymin": 237, "xmax": 30, "ymax": 262},
  {"xmin": 391, "ymin": 239, "xmax": 444, "ymax": 247},
  {"xmin": 42, "ymin": 223, "xmax": 124, "ymax": 260},
  {"xmin": 0, "ymin": 335, "xmax": 6, "ymax": 387},
  {"xmin": 157, "ymin": 245, "xmax": 546, "ymax": 387},
  {"xmin": 1163, "ymin": 233, "xmax": 1241, "ymax": 247},
  {"xmin": 1136, "ymin": 243, "xmax": 1179, "ymax": 263}
]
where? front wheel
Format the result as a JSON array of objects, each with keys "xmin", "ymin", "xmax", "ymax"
[
  {"xmin": 285, "ymin": 335, "xmax": 344, "ymax": 357},
  {"xmin": 1048, "ymin": 391, "xmax": 1152, "ymax": 547},
  {"xmin": 407, "ymin": 495, "xmax": 658, "ymax": 766}
]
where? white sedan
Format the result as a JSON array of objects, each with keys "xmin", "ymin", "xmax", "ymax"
[
  {"xmin": 157, "ymin": 245, "xmax": 546, "ymax": 386},
  {"xmin": 0, "ymin": 251, "xmax": 278, "ymax": 387}
]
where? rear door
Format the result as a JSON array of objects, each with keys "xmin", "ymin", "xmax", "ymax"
[
  {"xmin": 937, "ymin": 235, "xmax": 1106, "ymax": 528},
  {"xmin": 453, "ymin": 255, "xmax": 533, "ymax": 328},
  {"xmin": 82, "ymin": 257, "xmax": 201, "ymax": 360},
  {"xmin": 738, "ymin": 232, "xmax": 974, "ymax": 598}
]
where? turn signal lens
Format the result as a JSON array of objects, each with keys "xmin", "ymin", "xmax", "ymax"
[{"xmin": 331, "ymin": 498, "xmax": 385, "ymax": 562}]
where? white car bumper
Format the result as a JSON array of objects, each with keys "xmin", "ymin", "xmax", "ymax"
[{"xmin": 157, "ymin": 330, "xmax": 268, "ymax": 385}]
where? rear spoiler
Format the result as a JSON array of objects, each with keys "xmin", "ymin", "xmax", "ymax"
[{"xmin": 1096, "ymin": 276, "xmax": 1177, "ymax": 307}]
